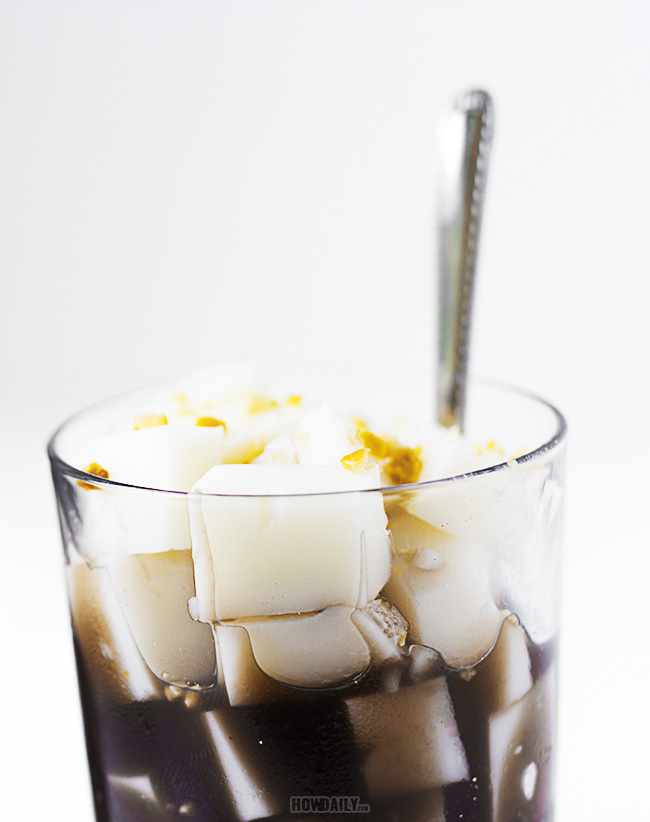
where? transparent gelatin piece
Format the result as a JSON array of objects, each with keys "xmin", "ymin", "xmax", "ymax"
[
  {"xmin": 95, "ymin": 700, "xmax": 243, "ymax": 822},
  {"xmin": 67, "ymin": 557, "xmax": 163, "ymax": 704},
  {"xmin": 488, "ymin": 665, "xmax": 556, "ymax": 822},
  {"xmin": 344, "ymin": 677, "xmax": 469, "ymax": 801},
  {"xmin": 199, "ymin": 695, "xmax": 366, "ymax": 820}
]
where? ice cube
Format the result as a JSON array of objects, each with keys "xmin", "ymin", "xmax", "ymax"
[
  {"xmin": 189, "ymin": 464, "xmax": 390, "ymax": 623},
  {"xmin": 383, "ymin": 512, "xmax": 503, "ymax": 669},
  {"xmin": 101, "ymin": 550, "xmax": 217, "ymax": 688},
  {"xmin": 345, "ymin": 677, "xmax": 469, "ymax": 799}
]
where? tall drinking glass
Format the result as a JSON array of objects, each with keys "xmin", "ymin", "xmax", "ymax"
[{"xmin": 48, "ymin": 378, "xmax": 566, "ymax": 822}]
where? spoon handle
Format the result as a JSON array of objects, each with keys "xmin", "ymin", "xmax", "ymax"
[{"xmin": 436, "ymin": 89, "xmax": 494, "ymax": 430}]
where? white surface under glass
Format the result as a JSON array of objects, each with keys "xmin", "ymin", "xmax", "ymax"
[{"xmin": 1, "ymin": 1, "xmax": 649, "ymax": 820}]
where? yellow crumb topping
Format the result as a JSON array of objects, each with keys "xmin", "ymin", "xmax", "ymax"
[
  {"xmin": 196, "ymin": 416, "xmax": 227, "ymax": 430},
  {"xmin": 248, "ymin": 394, "xmax": 279, "ymax": 414},
  {"xmin": 385, "ymin": 446, "xmax": 423, "ymax": 486},
  {"xmin": 286, "ymin": 395, "xmax": 302, "ymax": 406},
  {"xmin": 77, "ymin": 462, "xmax": 109, "ymax": 491},
  {"xmin": 360, "ymin": 430, "xmax": 389, "ymax": 459},
  {"xmin": 341, "ymin": 448, "xmax": 370, "ymax": 472},
  {"xmin": 473, "ymin": 440, "xmax": 505, "ymax": 457},
  {"xmin": 134, "ymin": 413, "xmax": 168, "ymax": 430},
  {"xmin": 351, "ymin": 416, "xmax": 369, "ymax": 435},
  {"xmin": 354, "ymin": 427, "xmax": 424, "ymax": 485}
]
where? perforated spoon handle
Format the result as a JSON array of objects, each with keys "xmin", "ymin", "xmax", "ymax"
[{"xmin": 436, "ymin": 89, "xmax": 494, "ymax": 430}]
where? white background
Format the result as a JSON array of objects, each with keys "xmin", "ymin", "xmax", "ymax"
[{"xmin": 1, "ymin": 2, "xmax": 649, "ymax": 820}]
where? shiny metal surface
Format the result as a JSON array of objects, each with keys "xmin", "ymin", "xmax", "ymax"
[{"xmin": 436, "ymin": 89, "xmax": 494, "ymax": 431}]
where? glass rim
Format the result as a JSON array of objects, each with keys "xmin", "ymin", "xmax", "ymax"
[{"xmin": 47, "ymin": 376, "xmax": 567, "ymax": 499}]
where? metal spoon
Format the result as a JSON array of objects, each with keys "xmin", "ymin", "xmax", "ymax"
[{"xmin": 436, "ymin": 89, "xmax": 494, "ymax": 431}]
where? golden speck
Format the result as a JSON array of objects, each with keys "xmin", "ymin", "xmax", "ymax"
[
  {"xmin": 360, "ymin": 430, "xmax": 389, "ymax": 459},
  {"xmin": 196, "ymin": 416, "xmax": 227, "ymax": 431},
  {"xmin": 134, "ymin": 413, "xmax": 168, "ymax": 430},
  {"xmin": 351, "ymin": 416, "xmax": 369, "ymax": 434},
  {"xmin": 341, "ymin": 449, "xmax": 370, "ymax": 472},
  {"xmin": 474, "ymin": 439, "xmax": 505, "ymax": 457},
  {"xmin": 248, "ymin": 394, "xmax": 279, "ymax": 414},
  {"xmin": 77, "ymin": 462, "xmax": 109, "ymax": 491},
  {"xmin": 385, "ymin": 446, "xmax": 423, "ymax": 485}
]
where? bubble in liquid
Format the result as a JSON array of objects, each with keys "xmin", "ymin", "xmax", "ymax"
[
  {"xmin": 413, "ymin": 547, "xmax": 443, "ymax": 571},
  {"xmin": 99, "ymin": 642, "xmax": 113, "ymax": 660},
  {"xmin": 522, "ymin": 761, "xmax": 537, "ymax": 800},
  {"xmin": 188, "ymin": 597, "xmax": 200, "ymax": 620}
]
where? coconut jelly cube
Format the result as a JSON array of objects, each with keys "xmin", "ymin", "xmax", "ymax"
[
  {"xmin": 189, "ymin": 464, "xmax": 390, "ymax": 623},
  {"xmin": 292, "ymin": 402, "xmax": 357, "ymax": 465},
  {"xmin": 68, "ymin": 559, "xmax": 162, "ymax": 702},
  {"xmin": 79, "ymin": 483, "xmax": 192, "ymax": 561},
  {"xmin": 241, "ymin": 605, "xmax": 370, "ymax": 688},
  {"xmin": 90, "ymin": 424, "xmax": 227, "ymax": 493},
  {"xmin": 217, "ymin": 608, "xmax": 372, "ymax": 695},
  {"xmin": 102, "ymin": 550, "xmax": 217, "ymax": 688},
  {"xmin": 252, "ymin": 432, "xmax": 297, "ymax": 465},
  {"xmin": 215, "ymin": 624, "xmax": 290, "ymax": 706},
  {"xmin": 78, "ymin": 425, "xmax": 224, "ymax": 558},
  {"xmin": 384, "ymin": 511, "xmax": 503, "ymax": 669}
]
